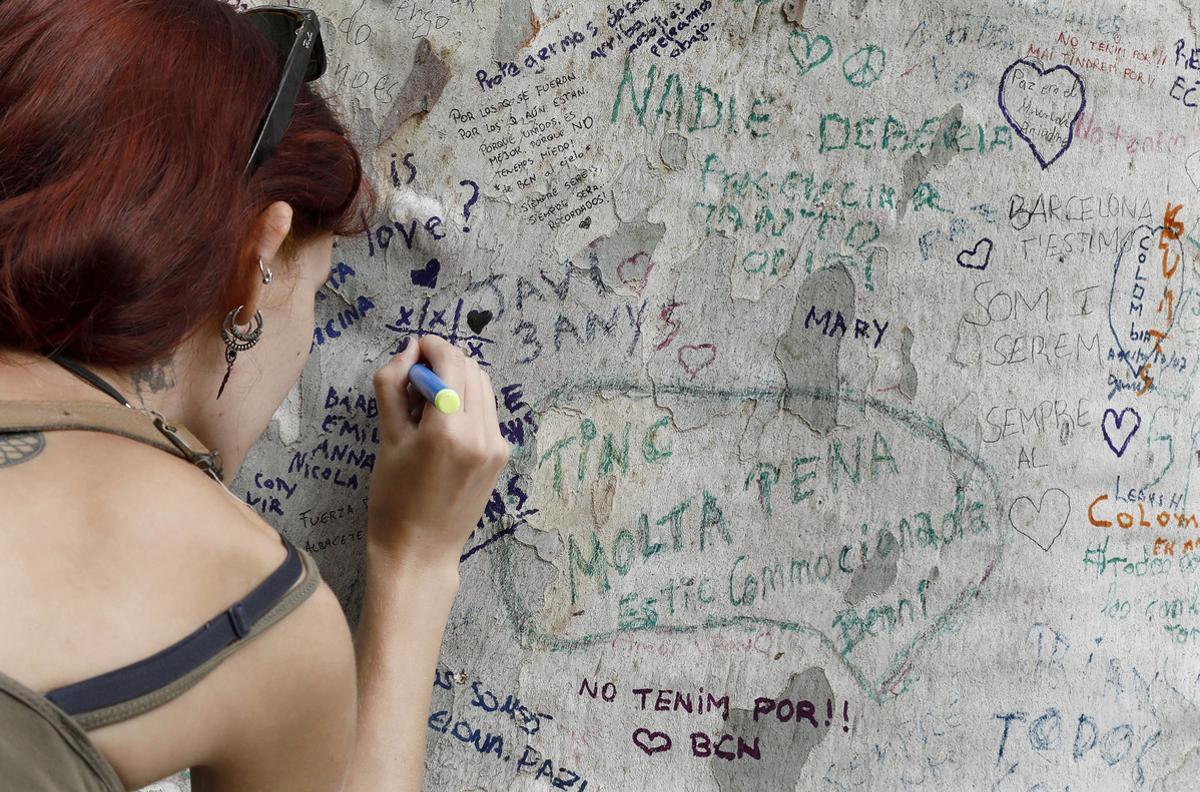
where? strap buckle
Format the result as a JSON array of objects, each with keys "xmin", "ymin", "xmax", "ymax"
[
  {"xmin": 147, "ymin": 412, "xmax": 226, "ymax": 482},
  {"xmin": 227, "ymin": 602, "xmax": 252, "ymax": 639}
]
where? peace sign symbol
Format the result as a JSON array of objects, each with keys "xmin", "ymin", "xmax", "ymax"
[{"xmin": 842, "ymin": 45, "xmax": 886, "ymax": 88}]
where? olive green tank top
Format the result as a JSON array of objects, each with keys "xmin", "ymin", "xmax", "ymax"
[{"xmin": 0, "ymin": 398, "xmax": 322, "ymax": 790}]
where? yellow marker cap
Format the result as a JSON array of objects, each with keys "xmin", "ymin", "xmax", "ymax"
[{"xmin": 434, "ymin": 388, "xmax": 461, "ymax": 414}]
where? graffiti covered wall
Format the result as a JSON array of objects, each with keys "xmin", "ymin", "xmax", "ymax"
[{"xmin": 159, "ymin": 0, "xmax": 1200, "ymax": 789}]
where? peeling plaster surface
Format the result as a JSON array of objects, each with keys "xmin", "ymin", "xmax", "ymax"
[
  {"xmin": 152, "ymin": 0, "xmax": 1200, "ymax": 789},
  {"xmin": 379, "ymin": 38, "xmax": 452, "ymax": 144},
  {"xmin": 660, "ymin": 131, "xmax": 689, "ymax": 170},
  {"xmin": 711, "ymin": 667, "xmax": 835, "ymax": 791}
]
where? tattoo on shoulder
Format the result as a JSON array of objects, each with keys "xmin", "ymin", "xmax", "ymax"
[
  {"xmin": 131, "ymin": 357, "xmax": 177, "ymax": 404},
  {"xmin": 0, "ymin": 432, "xmax": 45, "ymax": 468}
]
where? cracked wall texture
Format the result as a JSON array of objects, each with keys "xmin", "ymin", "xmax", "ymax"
[{"xmin": 143, "ymin": 0, "xmax": 1200, "ymax": 789}]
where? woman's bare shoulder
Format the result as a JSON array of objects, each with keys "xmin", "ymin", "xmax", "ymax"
[{"xmin": 0, "ymin": 430, "xmax": 357, "ymax": 790}]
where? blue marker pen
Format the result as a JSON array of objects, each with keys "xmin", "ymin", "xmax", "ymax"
[{"xmin": 408, "ymin": 362, "xmax": 461, "ymax": 414}]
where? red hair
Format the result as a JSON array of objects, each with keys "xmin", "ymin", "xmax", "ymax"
[{"xmin": 0, "ymin": 0, "xmax": 380, "ymax": 367}]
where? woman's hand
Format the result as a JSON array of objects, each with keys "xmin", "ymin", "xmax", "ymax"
[{"xmin": 366, "ymin": 335, "xmax": 511, "ymax": 573}]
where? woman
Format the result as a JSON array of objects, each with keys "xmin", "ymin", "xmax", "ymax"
[{"xmin": 0, "ymin": 1, "xmax": 509, "ymax": 789}]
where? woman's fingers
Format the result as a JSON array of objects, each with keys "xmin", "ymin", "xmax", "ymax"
[
  {"xmin": 382, "ymin": 336, "xmax": 505, "ymax": 450},
  {"xmin": 365, "ymin": 334, "xmax": 512, "ymax": 570},
  {"xmin": 480, "ymin": 365, "xmax": 500, "ymax": 442},
  {"xmin": 414, "ymin": 335, "xmax": 466, "ymax": 425},
  {"xmin": 461, "ymin": 356, "xmax": 483, "ymax": 438},
  {"xmin": 407, "ymin": 381, "xmax": 423, "ymax": 422},
  {"xmin": 418, "ymin": 334, "xmax": 467, "ymax": 395},
  {"xmin": 480, "ymin": 365, "xmax": 509, "ymax": 469},
  {"xmin": 372, "ymin": 337, "xmax": 420, "ymax": 444}
]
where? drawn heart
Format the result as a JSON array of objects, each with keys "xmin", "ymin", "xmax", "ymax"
[
  {"xmin": 410, "ymin": 258, "xmax": 440, "ymax": 289},
  {"xmin": 490, "ymin": 390, "xmax": 1003, "ymax": 707},
  {"xmin": 1102, "ymin": 407, "xmax": 1141, "ymax": 458},
  {"xmin": 617, "ymin": 251, "xmax": 655, "ymax": 294},
  {"xmin": 957, "ymin": 238, "xmax": 993, "ymax": 270},
  {"xmin": 1008, "ymin": 489, "xmax": 1070, "ymax": 552},
  {"xmin": 579, "ymin": 216, "xmax": 591, "ymax": 229},
  {"xmin": 1187, "ymin": 149, "xmax": 1200, "ymax": 193},
  {"xmin": 677, "ymin": 343, "xmax": 716, "ymax": 379},
  {"xmin": 787, "ymin": 30, "xmax": 833, "ymax": 76},
  {"xmin": 466, "ymin": 309, "xmax": 493, "ymax": 334},
  {"xmin": 632, "ymin": 728, "xmax": 672, "ymax": 756},
  {"xmin": 998, "ymin": 58, "xmax": 1086, "ymax": 169},
  {"xmin": 1107, "ymin": 224, "xmax": 1186, "ymax": 385}
]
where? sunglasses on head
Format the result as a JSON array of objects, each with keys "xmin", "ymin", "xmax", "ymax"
[{"xmin": 241, "ymin": 5, "xmax": 327, "ymax": 179}]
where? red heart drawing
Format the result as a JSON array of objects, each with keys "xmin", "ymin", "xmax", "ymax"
[
  {"xmin": 632, "ymin": 728, "xmax": 672, "ymax": 755},
  {"xmin": 618, "ymin": 251, "xmax": 655, "ymax": 294},
  {"xmin": 677, "ymin": 343, "xmax": 717, "ymax": 379}
]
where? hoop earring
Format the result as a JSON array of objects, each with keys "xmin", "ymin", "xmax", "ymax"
[
  {"xmin": 259, "ymin": 256, "xmax": 273, "ymax": 284},
  {"xmin": 217, "ymin": 305, "xmax": 264, "ymax": 400}
]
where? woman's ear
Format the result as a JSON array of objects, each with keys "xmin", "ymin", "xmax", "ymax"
[{"xmin": 235, "ymin": 201, "xmax": 294, "ymax": 321}]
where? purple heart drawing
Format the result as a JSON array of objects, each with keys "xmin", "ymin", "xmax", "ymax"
[
  {"xmin": 410, "ymin": 258, "xmax": 440, "ymax": 289},
  {"xmin": 632, "ymin": 728, "xmax": 672, "ymax": 756},
  {"xmin": 957, "ymin": 238, "xmax": 993, "ymax": 270},
  {"xmin": 1101, "ymin": 407, "xmax": 1141, "ymax": 458},
  {"xmin": 998, "ymin": 58, "xmax": 1086, "ymax": 169}
]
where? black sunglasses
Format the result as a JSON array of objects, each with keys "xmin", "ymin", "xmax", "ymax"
[{"xmin": 242, "ymin": 5, "xmax": 327, "ymax": 178}]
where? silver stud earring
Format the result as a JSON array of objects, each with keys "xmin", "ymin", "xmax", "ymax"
[
  {"xmin": 217, "ymin": 305, "xmax": 264, "ymax": 400},
  {"xmin": 259, "ymin": 256, "xmax": 273, "ymax": 284}
]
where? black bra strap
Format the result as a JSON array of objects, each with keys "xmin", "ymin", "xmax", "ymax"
[
  {"xmin": 46, "ymin": 353, "xmax": 133, "ymax": 407},
  {"xmin": 44, "ymin": 534, "xmax": 305, "ymax": 716}
]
